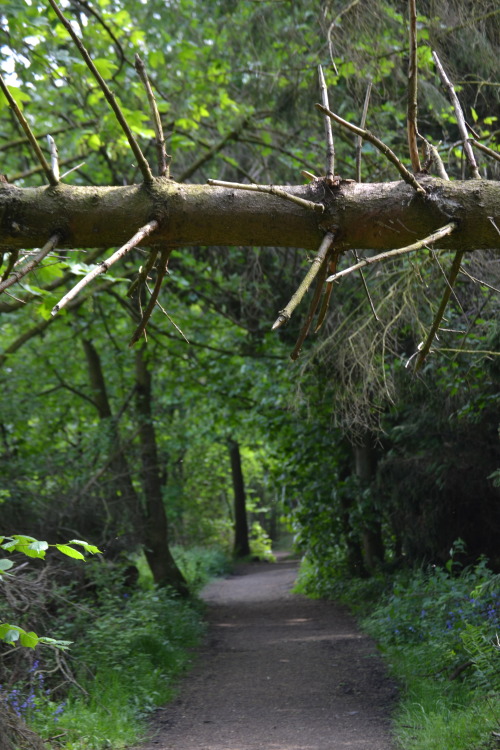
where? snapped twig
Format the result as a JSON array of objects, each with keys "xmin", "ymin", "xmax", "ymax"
[
  {"xmin": 415, "ymin": 248, "xmax": 465, "ymax": 370},
  {"xmin": 318, "ymin": 65, "xmax": 335, "ymax": 182},
  {"xmin": 47, "ymin": 135, "xmax": 60, "ymax": 181},
  {"xmin": 407, "ymin": 0, "xmax": 421, "ymax": 173},
  {"xmin": 0, "ymin": 74, "xmax": 58, "ymax": 186},
  {"xmin": 326, "ymin": 222, "xmax": 457, "ymax": 283},
  {"xmin": 355, "ymin": 81, "xmax": 372, "ymax": 182},
  {"xmin": 207, "ymin": 179, "xmax": 324, "ymax": 213},
  {"xmin": 273, "ymin": 232, "xmax": 336, "ymax": 330},
  {"xmin": 314, "ymin": 249, "xmax": 339, "ymax": 333},
  {"xmin": 316, "ymin": 103, "xmax": 427, "ymax": 194},
  {"xmin": 134, "ymin": 54, "xmax": 170, "ymax": 178},
  {"xmin": 432, "ymin": 51, "xmax": 481, "ymax": 179},
  {"xmin": 129, "ymin": 247, "xmax": 171, "ymax": 346},
  {"xmin": 290, "ymin": 249, "xmax": 331, "ymax": 360},
  {"xmin": 0, "ymin": 234, "xmax": 60, "ymax": 294},
  {"xmin": 47, "ymin": 0, "xmax": 154, "ymax": 184},
  {"xmin": 51, "ymin": 220, "xmax": 159, "ymax": 315}
]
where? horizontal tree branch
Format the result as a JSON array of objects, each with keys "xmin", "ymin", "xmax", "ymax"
[{"xmin": 0, "ymin": 178, "xmax": 499, "ymax": 254}]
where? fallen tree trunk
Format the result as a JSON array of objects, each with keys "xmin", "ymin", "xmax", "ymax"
[{"xmin": 1, "ymin": 177, "xmax": 499, "ymax": 253}]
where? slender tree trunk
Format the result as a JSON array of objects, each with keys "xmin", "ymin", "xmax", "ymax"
[
  {"xmin": 82, "ymin": 338, "xmax": 142, "ymax": 535},
  {"xmin": 228, "ymin": 438, "xmax": 251, "ymax": 558},
  {"xmin": 135, "ymin": 346, "xmax": 188, "ymax": 595},
  {"xmin": 353, "ymin": 431, "xmax": 385, "ymax": 572}
]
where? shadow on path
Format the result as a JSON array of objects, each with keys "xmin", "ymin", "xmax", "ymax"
[{"xmin": 132, "ymin": 556, "xmax": 396, "ymax": 750}]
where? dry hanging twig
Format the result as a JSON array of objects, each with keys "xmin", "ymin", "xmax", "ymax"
[
  {"xmin": 272, "ymin": 232, "xmax": 336, "ymax": 330},
  {"xmin": 318, "ymin": 65, "xmax": 335, "ymax": 182},
  {"xmin": 134, "ymin": 54, "xmax": 171, "ymax": 178},
  {"xmin": 326, "ymin": 222, "xmax": 457, "ymax": 283},
  {"xmin": 316, "ymin": 103, "xmax": 427, "ymax": 194},
  {"xmin": 407, "ymin": 0, "xmax": 421, "ymax": 173},
  {"xmin": 52, "ymin": 220, "xmax": 159, "ymax": 315},
  {"xmin": 129, "ymin": 247, "xmax": 172, "ymax": 346},
  {"xmin": 355, "ymin": 81, "xmax": 372, "ymax": 182},
  {"xmin": 432, "ymin": 51, "xmax": 481, "ymax": 179},
  {"xmin": 207, "ymin": 179, "xmax": 324, "ymax": 213},
  {"xmin": 415, "ymin": 248, "xmax": 466, "ymax": 370},
  {"xmin": 290, "ymin": 250, "xmax": 331, "ymax": 360},
  {"xmin": 47, "ymin": 0, "xmax": 154, "ymax": 184},
  {"xmin": 0, "ymin": 74, "xmax": 58, "ymax": 186},
  {"xmin": 0, "ymin": 234, "xmax": 60, "ymax": 294}
]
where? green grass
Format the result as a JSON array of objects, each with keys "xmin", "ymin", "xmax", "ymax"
[
  {"xmin": 296, "ymin": 552, "xmax": 500, "ymax": 750},
  {"xmin": 15, "ymin": 547, "xmax": 232, "ymax": 750}
]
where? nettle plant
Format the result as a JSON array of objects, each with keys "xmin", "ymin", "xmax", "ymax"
[{"xmin": 0, "ymin": 534, "xmax": 100, "ymax": 648}]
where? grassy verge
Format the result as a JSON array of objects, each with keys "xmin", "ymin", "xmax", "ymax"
[
  {"xmin": 295, "ymin": 552, "xmax": 500, "ymax": 750},
  {"xmin": 1, "ymin": 547, "xmax": 231, "ymax": 750}
]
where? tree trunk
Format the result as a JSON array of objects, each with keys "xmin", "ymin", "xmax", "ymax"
[
  {"xmin": 82, "ymin": 338, "xmax": 142, "ymax": 538},
  {"xmin": 228, "ymin": 438, "xmax": 251, "ymax": 558},
  {"xmin": 1, "ymin": 178, "xmax": 499, "ymax": 253},
  {"xmin": 135, "ymin": 345, "xmax": 188, "ymax": 595},
  {"xmin": 353, "ymin": 431, "xmax": 385, "ymax": 572}
]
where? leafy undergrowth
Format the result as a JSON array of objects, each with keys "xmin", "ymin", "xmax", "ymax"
[
  {"xmin": 296, "ymin": 550, "xmax": 500, "ymax": 750},
  {"xmin": 0, "ymin": 547, "xmax": 230, "ymax": 750}
]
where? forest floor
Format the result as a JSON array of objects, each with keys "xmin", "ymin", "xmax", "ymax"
[{"xmin": 130, "ymin": 554, "xmax": 397, "ymax": 750}]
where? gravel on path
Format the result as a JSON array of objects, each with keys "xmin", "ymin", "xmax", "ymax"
[{"xmin": 131, "ymin": 556, "xmax": 397, "ymax": 750}]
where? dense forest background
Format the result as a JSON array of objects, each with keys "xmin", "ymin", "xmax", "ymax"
[{"xmin": 0, "ymin": 0, "xmax": 499, "ymax": 748}]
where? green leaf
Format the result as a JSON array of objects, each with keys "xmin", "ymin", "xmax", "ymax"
[
  {"xmin": 68, "ymin": 539, "xmax": 102, "ymax": 554},
  {"xmin": 55, "ymin": 544, "xmax": 86, "ymax": 560},
  {"xmin": 0, "ymin": 559, "xmax": 15, "ymax": 573},
  {"xmin": 28, "ymin": 540, "xmax": 49, "ymax": 553},
  {"xmin": 20, "ymin": 630, "xmax": 39, "ymax": 648}
]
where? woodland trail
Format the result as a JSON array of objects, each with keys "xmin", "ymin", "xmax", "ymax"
[{"xmin": 132, "ymin": 555, "xmax": 396, "ymax": 750}]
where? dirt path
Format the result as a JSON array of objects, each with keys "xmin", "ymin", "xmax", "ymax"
[{"xmin": 133, "ymin": 556, "xmax": 396, "ymax": 750}]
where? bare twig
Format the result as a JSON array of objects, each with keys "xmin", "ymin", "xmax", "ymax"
[
  {"xmin": 47, "ymin": 0, "xmax": 154, "ymax": 184},
  {"xmin": 0, "ymin": 74, "xmax": 58, "ymax": 185},
  {"xmin": 290, "ymin": 250, "xmax": 331, "ymax": 360},
  {"xmin": 272, "ymin": 232, "xmax": 335, "ymax": 330},
  {"xmin": 488, "ymin": 216, "xmax": 500, "ymax": 236},
  {"xmin": 314, "ymin": 250, "xmax": 338, "ymax": 333},
  {"xmin": 470, "ymin": 138, "xmax": 500, "ymax": 164},
  {"xmin": 418, "ymin": 134, "xmax": 449, "ymax": 179},
  {"xmin": 407, "ymin": 0, "xmax": 421, "ymax": 172},
  {"xmin": 326, "ymin": 222, "xmax": 457, "ymax": 283},
  {"xmin": 415, "ymin": 248, "xmax": 465, "ymax": 369},
  {"xmin": 325, "ymin": 0, "xmax": 360, "ymax": 72},
  {"xmin": 316, "ymin": 103, "xmax": 426, "ymax": 194},
  {"xmin": 51, "ymin": 220, "xmax": 159, "ymax": 315},
  {"xmin": 353, "ymin": 249, "xmax": 380, "ymax": 321},
  {"xmin": 129, "ymin": 247, "xmax": 171, "ymax": 346},
  {"xmin": 46, "ymin": 135, "xmax": 60, "ymax": 181},
  {"xmin": 134, "ymin": 54, "xmax": 170, "ymax": 178},
  {"xmin": 127, "ymin": 248, "xmax": 159, "ymax": 298},
  {"xmin": 207, "ymin": 179, "xmax": 324, "ymax": 213},
  {"xmin": 459, "ymin": 266, "xmax": 500, "ymax": 295},
  {"xmin": 356, "ymin": 81, "xmax": 372, "ymax": 182},
  {"xmin": 432, "ymin": 51, "xmax": 481, "ymax": 179},
  {"xmin": 0, "ymin": 234, "xmax": 60, "ymax": 294},
  {"xmin": 318, "ymin": 65, "xmax": 335, "ymax": 181},
  {"xmin": 152, "ymin": 293, "xmax": 190, "ymax": 343}
]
